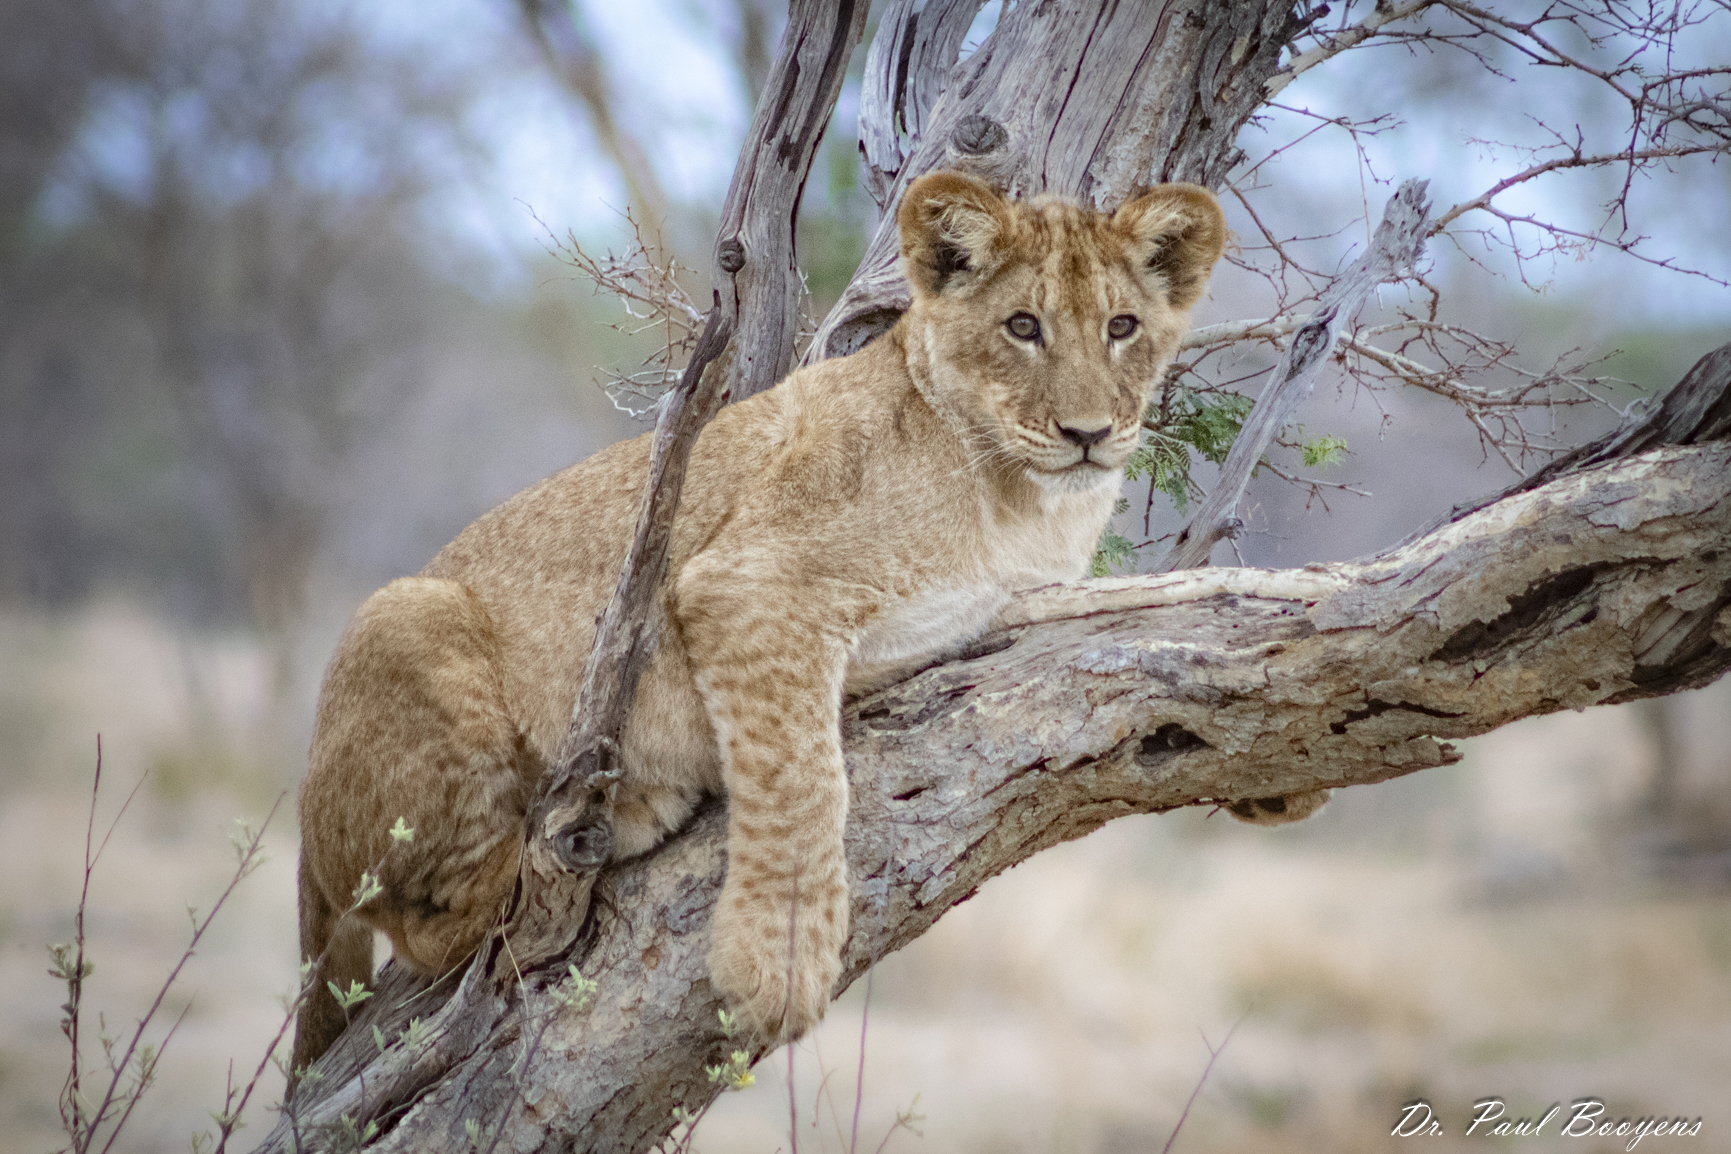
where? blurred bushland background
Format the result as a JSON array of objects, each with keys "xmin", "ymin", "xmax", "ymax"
[{"xmin": 2, "ymin": 2, "xmax": 1729, "ymax": 1151}]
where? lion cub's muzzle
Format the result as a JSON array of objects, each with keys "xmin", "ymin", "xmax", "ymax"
[{"xmin": 1054, "ymin": 417, "xmax": 1133, "ymax": 474}]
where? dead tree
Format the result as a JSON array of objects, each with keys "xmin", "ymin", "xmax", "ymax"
[{"xmin": 264, "ymin": 3, "xmax": 1730, "ymax": 1151}]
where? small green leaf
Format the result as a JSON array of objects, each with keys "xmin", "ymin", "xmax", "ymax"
[
  {"xmin": 1301, "ymin": 433, "xmax": 1349, "ymax": 468},
  {"xmin": 350, "ymin": 870, "xmax": 382, "ymax": 906},
  {"xmin": 551, "ymin": 964, "xmax": 598, "ymax": 1012},
  {"xmin": 1136, "ymin": 388, "xmax": 1256, "ymax": 514},
  {"xmin": 328, "ymin": 979, "xmax": 373, "ymax": 1010},
  {"xmin": 706, "ymin": 1049, "xmax": 755, "ymax": 1090},
  {"xmin": 1090, "ymin": 530, "xmax": 1137, "ymax": 577}
]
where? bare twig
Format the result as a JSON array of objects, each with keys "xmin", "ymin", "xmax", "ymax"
[
  {"xmin": 1159, "ymin": 1014, "xmax": 1248, "ymax": 1154},
  {"xmin": 1431, "ymin": 143, "xmax": 1731, "ymax": 233},
  {"xmin": 537, "ymin": 207, "xmax": 705, "ymax": 417},
  {"xmin": 1266, "ymin": 1, "xmax": 1440, "ymax": 99},
  {"xmin": 850, "ymin": 966, "xmax": 873, "ymax": 1154},
  {"xmin": 53, "ymin": 747, "xmax": 282, "ymax": 1154}
]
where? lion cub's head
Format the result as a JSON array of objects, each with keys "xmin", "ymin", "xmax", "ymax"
[{"xmin": 898, "ymin": 171, "xmax": 1226, "ymax": 495}]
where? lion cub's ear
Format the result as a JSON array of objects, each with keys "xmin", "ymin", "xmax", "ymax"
[
  {"xmin": 898, "ymin": 171, "xmax": 1015, "ymax": 298},
  {"xmin": 1114, "ymin": 183, "xmax": 1227, "ymax": 311}
]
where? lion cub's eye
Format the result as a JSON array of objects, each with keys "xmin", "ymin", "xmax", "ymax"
[
  {"xmin": 1107, "ymin": 315, "xmax": 1139, "ymax": 340},
  {"xmin": 1005, "ymin": 313, "xmax": 1041, "ymax": 342}
]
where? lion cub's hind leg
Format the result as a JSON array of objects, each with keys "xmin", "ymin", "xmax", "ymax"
[{"xmin": 295, "ymin": 577, "xmax": 540, "ymax": 1068}]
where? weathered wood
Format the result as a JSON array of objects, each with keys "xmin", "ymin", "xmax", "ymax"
[
  {"xmin": 712, "ymin": 0, "xmax": 870, "ymax": 401},
  {"xmin": 275, "ymin": 424, "xmax": 1730, "ymax": 1154},
  {"xmin": 1157, "ymin": 179, "xmax": 1433, "ymax": 571},
  {"xmin": 856, "ymin": 0, "xmax": 988, "ymax": 211},
  {"xmin": 506, "ymin": 303, "xmax": 734, "ymax": 974},
  {"xmin": 810, "ymin": 0, "xmax": 1302, "ymax": 361}
]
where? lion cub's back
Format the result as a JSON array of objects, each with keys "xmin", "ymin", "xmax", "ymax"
[
  {"xmin": 418, "ymin": 383, "xmax": 801, "ymax": 758},
  {"xmin": 420, "ymin": 430, "xmax": 657, "ymax": 756}
]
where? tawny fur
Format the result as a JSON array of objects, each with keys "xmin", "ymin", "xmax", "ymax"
[{"xmin": 293, "ymin": 172, "xmax": 1282, "ymax": 1072}]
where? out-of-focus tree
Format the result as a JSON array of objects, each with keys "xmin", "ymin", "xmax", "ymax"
[
  {"xmin": 0, "ymin": 0, "xmax": 485, "ymax": 678},
  {"xmin": 513, "ymin": 0, "xmax": 675, "ymax": 236},
  {"xmin": 507, "ymin": 0, "xmax": 870, "ymax": 309}
]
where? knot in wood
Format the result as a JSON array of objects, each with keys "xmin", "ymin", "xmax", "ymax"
[
  {"xmin": 551, "ymin": 814, "xmax": 613, "ymax": 873},
  {"xmin": 1136, "ymin": 723, "xmax": 1209, "ymax": 768},
  {"xmin": 952, "ymin": 114, "xmax": 1008, "ymax": 156},
  {"xmin": 717, "ymin": 237, "xmax": 746, "ymax": 274},
  {"xmin": 1285, "ymin": 320, "xmax": 1332, "ymax": 375}
]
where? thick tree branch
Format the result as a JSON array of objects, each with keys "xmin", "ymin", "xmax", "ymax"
[
  {"xmin": 268, "ymin": 345, "xmax": 1731, "ymax": 1154},
  {"xmin": 712, "ymin": 0, "xmax": 869, "ymax": 401},
  {"xmin": 506, "ymin": 302, "xmax": 734, "ymax": 973},
  {"xmin": 856, "ymin": 0, "xmax": 986, "ymax": 212}
]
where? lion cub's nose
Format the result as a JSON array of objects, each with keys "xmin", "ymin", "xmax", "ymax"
[{"xmin": 1057, "ymin": 422, "xmax": 1112, "ymax": 447}]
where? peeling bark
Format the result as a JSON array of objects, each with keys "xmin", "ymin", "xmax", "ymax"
[{"xmin": 713, "ymin": 0, "xmax": 870, "ymax": 402}]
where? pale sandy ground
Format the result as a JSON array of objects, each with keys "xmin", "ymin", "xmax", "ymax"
[{"xmin": 2, "ymin": 603, "xmax": 1728, "ymax": 1154}]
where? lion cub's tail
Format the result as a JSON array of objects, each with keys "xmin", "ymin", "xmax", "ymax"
[{"xmin": 290, "ymin": 854, "xmax": 374, "ymax": 1090}]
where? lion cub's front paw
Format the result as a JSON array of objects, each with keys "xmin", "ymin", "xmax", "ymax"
[
  {"xmin": 1225, "ymin": 788, "xmax": 1331, "ymax": 826},
  {"xmin": 707, "ymin": 888, "xmax": 846, "ymax": 1043}
]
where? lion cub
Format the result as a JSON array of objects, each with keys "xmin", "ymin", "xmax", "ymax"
[{"xmin": 294, "ymin": 172, "xmax": 1228, "ymax": 1069}]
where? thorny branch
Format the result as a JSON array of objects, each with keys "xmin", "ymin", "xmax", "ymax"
[{"xmin": 1168, "ymin": 313, "xmax": 1624, "ymax": 473}]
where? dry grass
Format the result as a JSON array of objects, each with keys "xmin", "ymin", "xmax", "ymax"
[{"xmin": 2, "ymin": 602, "xmax": 1728, "ymax": 1153}]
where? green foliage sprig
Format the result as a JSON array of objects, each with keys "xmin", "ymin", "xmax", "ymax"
[
  {"xmin": 1090, "ymin": 386, "xmax": 1349, "ymax": 576},
  {"xmin": 1128, "ymin": 387, "xmax": 1255, "ymax": 514}
]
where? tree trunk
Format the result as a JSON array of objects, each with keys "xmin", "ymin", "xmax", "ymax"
[
  {"xmin": 260, "ymin": 2, "xmax": 1731, "ymax": 1149},
  {"xmin": 812, "ymin": 0, "xmax": 1296, "ymax": 360}
]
